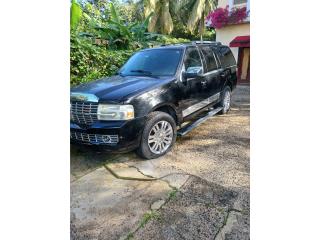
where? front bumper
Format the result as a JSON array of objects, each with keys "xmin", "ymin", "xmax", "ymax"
[{"xmin": 70, "ymin": 116, "xmax": 147, "ymax": 152}]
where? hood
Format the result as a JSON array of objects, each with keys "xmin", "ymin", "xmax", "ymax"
[{"xmin": 71, "ymin": 75, "xmax": 174, "ymax": 103}]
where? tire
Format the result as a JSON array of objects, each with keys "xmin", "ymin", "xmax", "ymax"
[
  {"xmin": 137, "ymin": 111, "xmax": 177, "ymax": 159},
  {"xmin": 218, "ymin": 86, "xmax": 232, "ymax": 114}
]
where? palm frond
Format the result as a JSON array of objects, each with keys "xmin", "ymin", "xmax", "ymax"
[
  {"xmin": 147, "ymin": 2, "xmax": 160, "ymax": 32},
  {"xmin": 160, "ymin": 0, "xmax": 173, "ymax": 34},
  {"xmin": 144, "ymin": 0, "xmax": 157, "ymax": 17},
  {"xmin": 187, "ymin": 0, "xmax": 206, "ymax": 33},
  {"xmin": 204, "ymin": 0, "xmax": 214, "ymax": 15}
]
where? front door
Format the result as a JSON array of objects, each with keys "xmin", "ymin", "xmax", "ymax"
[
  {"xmin": 238, "ymin": 47, "xmax": 250, "ymax": 84},
  {"xmin": 178, "ymin": 46, "xmax": 209, "ymax": 118}
]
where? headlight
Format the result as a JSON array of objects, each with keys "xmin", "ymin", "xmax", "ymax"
[{"xmin": 97, "ymin": 104, "xmax": 134, "ymax": 121}]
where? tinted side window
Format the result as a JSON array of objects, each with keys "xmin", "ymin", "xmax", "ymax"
[
  {"xmin": 200, "ymin": 46, "xmax": 218, "ymax": 72},
  {"xmin": 184, "ymin": 47, "xmax": 202, "ymax": 71},
  {"xmin": 219, "ymin": 47, "xmax": 236, "ymax": 68}
]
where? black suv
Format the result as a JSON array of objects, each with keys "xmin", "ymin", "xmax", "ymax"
[{"xmin": 71, "ymin": 42, "xmax": 237, "ymax": 159}]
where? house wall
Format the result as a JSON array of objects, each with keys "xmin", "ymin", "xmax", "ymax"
[
  {"xmin": 215, "ymin": 23, "xmax": 250, "ymax": 61},
  {"xmin": 218, "ymin": 0, "xmax": 248, "ymax": 8},
  {"xmin": 216, "ymin": 0, "xmax": 250, "ymax": 61},
  {"xmin": 218, "ymin": 0, "xmax": 229, "ymax": 7}
]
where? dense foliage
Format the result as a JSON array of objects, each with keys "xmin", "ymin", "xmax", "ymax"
[
  {"xmin": 70, "ymin": 0, "xmax": 219, "ymax": 86},
  {"xmin": 70, "ymin": 0, "xmax": 191, "ymax": 86},
  {"xmin": 70, "ymin": 33, "xmax": 134, "ymax": 85},
  {"xmin": 70, "ymin": 33, "xmax": 189, "ymax": 86}
]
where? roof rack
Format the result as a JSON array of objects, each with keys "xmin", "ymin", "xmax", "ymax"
[
  {"xmin": 192, "ymin": 41, "xmax": 221, "ymax": 45},
  {"xmin": 160, "ymin": 42, "xmax": 191, "ymax": 46}
]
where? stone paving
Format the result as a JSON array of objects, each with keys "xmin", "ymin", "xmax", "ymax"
[{"xmin": 71, "ymin": 85, "xmax": 250, "ymax": 240}]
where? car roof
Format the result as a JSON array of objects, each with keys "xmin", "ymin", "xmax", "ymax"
[{"xmin": 140, "ymin": 41, "xmax": 229, "ymax": 52}]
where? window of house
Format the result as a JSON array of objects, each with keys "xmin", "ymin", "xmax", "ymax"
[{"xmin": 233, "ymin": 0, "xmax": 247, "ymax": 5}]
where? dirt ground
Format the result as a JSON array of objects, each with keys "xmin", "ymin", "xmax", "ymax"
[{"xmin": 71, "ymin": 85, "xmax": 250, "ymax": 240}]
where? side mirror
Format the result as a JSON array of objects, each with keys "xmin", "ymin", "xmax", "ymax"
[{"xmin": 182, "ymin": 66, "xmax": 203, "ymax": 83}]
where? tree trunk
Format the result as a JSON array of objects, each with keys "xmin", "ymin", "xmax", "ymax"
[{"xmin": 200, "ymin": 12, "xmax": 204, "ymax": 41}]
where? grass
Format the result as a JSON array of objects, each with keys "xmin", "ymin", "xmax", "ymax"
[
  {"xmin": 139, "ymin": 211, "xmax": 161, "ymax": 228},
  {"xmin": 167, "ymin": 188, "xmax": 178, "ymax": 201},
  {"xmin": 125, "ymin": 188, "xmax": 178, "ymax": 239},
  {"xmin": 125, "ymin": 232, "xmax": 134, "ymax": 240}
]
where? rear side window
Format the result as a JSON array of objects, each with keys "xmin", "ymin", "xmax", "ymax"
[
  {"xmin": 200, "ymin": 46, "xmax": 218, "ymax": 72},
  {"xmin": 219, "ymin": 47, "xmax": 236, "ymax": 68}
]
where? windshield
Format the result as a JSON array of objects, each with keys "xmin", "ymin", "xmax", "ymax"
[{"xmin": 119, "ymin": 49, "xmax": 183, "ymax": 77}]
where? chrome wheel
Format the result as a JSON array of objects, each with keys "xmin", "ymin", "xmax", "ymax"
[
  {"xmin": 148, "ymin": 120, "xmax": 173, "ymax": 154},
  {"xmin": 223, "ymin": 90, "xmax": 231, "ymax": 112}
]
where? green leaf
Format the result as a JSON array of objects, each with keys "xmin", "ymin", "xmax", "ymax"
[
  {"xmin": 109, "ymin": 2, "xmax": 120, "ymax": 23},
  {"xmin": 143, "ymin": 12, "xmax": 154, "ymax": 29},
  {"xmin": 70, "ymin": 0, "xmax": 82, "ymax": 30}
]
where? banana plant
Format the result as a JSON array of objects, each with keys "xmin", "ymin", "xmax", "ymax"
[
  {"xmin": 71, "ymin": 1, "xmax": 155, "ymax": 49},
  {"xmin": 70, "ymin": 0, "xmax": 82, "ymax": 30},
  {"xmin": 92, "ymin": 3, "xmax": 154, "ymax": 49},
  {"xmin": 144, "ymin": 0, "xmax": 174, "ymax": 34}
]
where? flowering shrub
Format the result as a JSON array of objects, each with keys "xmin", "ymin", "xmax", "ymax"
[
  {"xmin": 206, "ymin": 7, "xmax": 229, "ymax": 29},
  {"xmin": 206, "ymin": 6, "xmax": 248, "ymax": 29},
  {"xmin": 229, "ymin": 7, "xmax": 248, "ymax": 24}
]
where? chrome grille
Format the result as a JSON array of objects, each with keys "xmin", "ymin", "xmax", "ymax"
[
  {"xmin": 70, "ymin": 132, "xmax": 119, "ymax": 144},
  {"xmin": 70, "ymin": 102, "xmax": 98, "ymax": 125}
]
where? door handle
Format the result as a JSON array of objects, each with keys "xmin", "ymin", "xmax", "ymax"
[
  {"xmin": 200, "ymin": 80, "xmax": 207, "ymax": 87},
  {"xmin": 220, "ymin": 72, "xmax": 226, "ymax": 78}
]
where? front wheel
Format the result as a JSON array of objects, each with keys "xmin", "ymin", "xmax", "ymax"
[
  {"xmin": 137, "ymin": 111, "xmax": 177, "ymax": 159},
  {"xmin": 219, "ymin": 86, "xmax": 232, "ymax": 114}
]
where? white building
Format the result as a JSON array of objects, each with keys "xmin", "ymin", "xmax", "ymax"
[{"xmin": 215, "ymin": 0, "xmax": 250, "ymax": 84}]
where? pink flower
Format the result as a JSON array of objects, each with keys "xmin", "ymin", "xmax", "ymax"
[
  {"xmin": 229, "ymin": 7, "xmax": 247, "ymax": 24},
  {"xmin": 206, "ymin": 6, "xmax": 247, "ymax": 29}
]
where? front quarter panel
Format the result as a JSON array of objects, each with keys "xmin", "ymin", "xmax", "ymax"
[{"xmin": 125, "ymin": 80, "xmax": 181, "ymax": 119}]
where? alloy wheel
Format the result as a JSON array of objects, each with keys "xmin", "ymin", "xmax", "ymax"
[
  {"xmin": 148, "ymin": 120, "xmax": 173, "ymax": 154},
  {"xmin": 223, "ymin": 90, "xmax": 231, "ymax": 112}
]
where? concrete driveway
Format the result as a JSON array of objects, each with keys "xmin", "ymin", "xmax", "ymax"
[{"xmin": 71, "ymin": 86, "xmax": 250, "ymax": 240}]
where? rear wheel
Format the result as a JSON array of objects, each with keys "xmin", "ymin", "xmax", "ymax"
[
  {"xmin": 219, "ymin": 86, "xmax": 232, "ymax": 114},
  {"xmin": 137, "ymin": 111, "xmax": 177, "ymax": 159}
]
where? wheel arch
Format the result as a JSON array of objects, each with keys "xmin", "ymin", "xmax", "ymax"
[
  {"xmin": 222, "ymin": 77, "xmax": 235, "ymax": 91},
  {"xmin": 222, "ymin": 67, "xmax": 236, "ymax": 91},
  {"xmin": 151, "ymin": 103, "xmax": 180, "ymax": 125}
]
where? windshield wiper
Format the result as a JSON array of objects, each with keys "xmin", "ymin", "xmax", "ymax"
[
  {"xmin": 129, "ymin": 69, "xmax": 160, "ymax": 78},
  {"xmin": 117, "ymin": 71, "xmax": 125, "ymax": 77},
  {"xmin": 130, "ymin": 69, "xmax": 153, "ymax": 75}
]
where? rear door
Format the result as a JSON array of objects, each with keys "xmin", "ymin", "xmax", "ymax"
[{"xmin": 215, "ymin": 46, "xmax": 237, "ymax": 90}]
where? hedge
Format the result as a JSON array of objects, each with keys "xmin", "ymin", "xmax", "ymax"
[
  {"xmin": 70, "ymin": 35, "xmax": 190, "ymax": 86},
  {"xmin": 70, "ymin": 36, "xmax": 134, "ymax": 86}
]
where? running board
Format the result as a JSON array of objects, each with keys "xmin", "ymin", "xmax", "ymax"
[{"xmin": 177, "ymin": 107, "xmax": 223, "ymax": 137}]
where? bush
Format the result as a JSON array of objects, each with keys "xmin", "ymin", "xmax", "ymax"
[
  {"xmin": 70, "ymin": 34, "xmax": 134, "ymax": 86},
  {"xmin": 70, "ymin": 33, "xmax": 192, "ymax": 86},
  {"xmin": 156, "ymin": 35, "xmax": 190, "ymax": 45}
]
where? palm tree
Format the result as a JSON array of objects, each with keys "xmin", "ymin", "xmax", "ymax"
[
  {"xmin": 175, "ymin": 0, "xmax": 217, "ymax": 40},
  {"xmin": 143, "ymin": 0, "xmax": 217, "ymax": 37},
  {"xmin": 144, "ymin": 0, "xmax": 174, "ymax": 34}
]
